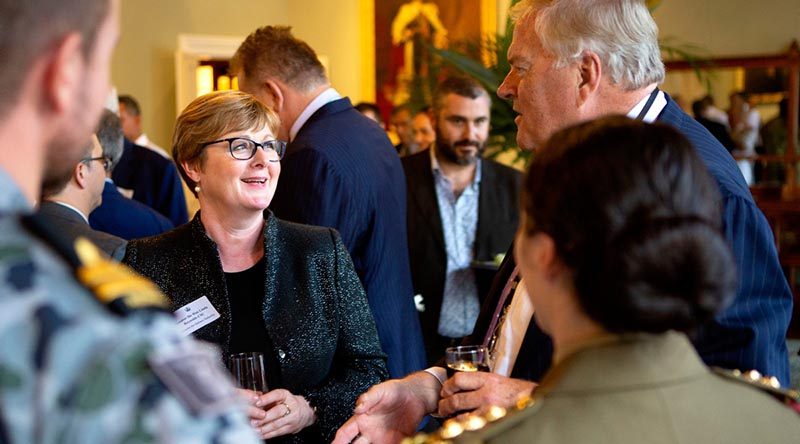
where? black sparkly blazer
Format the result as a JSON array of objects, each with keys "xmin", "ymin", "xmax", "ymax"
[{"xmin": 123, "ymin": 211, "xmax": 388, "ymax": 443}]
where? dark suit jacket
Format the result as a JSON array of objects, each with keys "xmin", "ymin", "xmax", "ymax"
[
  {"xmin": 111, "ymin": 138, "xmax": 188, "ymax": 227},
  {"xmin": 89, "ymin": 180, "xmax": 173, "ymax": 240},
  {"xmin": 123, "ymin": 211, "xmax": 388, "ymax": 443},
  {"xmin": 695, "ymin": 116, "xmax": 735, "ymax": 152},
  {"xmin": 402, "ymin": 151, "xmax": 521, "ymax": 363},
  {"xmin": 465, "ymin": 96, "xmax": 793, "ymax": 385},
  {"xmin": 37, "ymin": 201, "xmax": 127, "ymax": 261},
  {"xmin": 269, "ymin": 96, "xmax": 426, "ymax": 378}
]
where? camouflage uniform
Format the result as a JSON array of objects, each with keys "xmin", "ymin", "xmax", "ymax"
[{"xmin": 0, "ymin": 170, "xmax": 260, "ymax": 443}]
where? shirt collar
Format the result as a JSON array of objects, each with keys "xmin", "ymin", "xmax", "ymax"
[
  {"xmin": 626, "ymin": 88, "xmax": 667, "ymax": 123},
  {"xmin": 135, "ymin": 134, "xmax": 149, "ymax": 147},
  {"xmin": 289, "ymin": 87, "xmax": 342, "ymax": 141},
  {"xmin": 429, "ymin": 146, "xmax": 482, "ymax": 186},
  {"xmin": 48, "ymin": 200, "xmax": 89, "ymax": 224},
  {"xmin": 0, "ymin": 167, "xmax": 34, "ymax": 212}
]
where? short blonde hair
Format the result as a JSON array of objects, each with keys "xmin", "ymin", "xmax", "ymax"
[{"xmin": 172, "ymin": 90, "xmax": 280, "ymax": 195}]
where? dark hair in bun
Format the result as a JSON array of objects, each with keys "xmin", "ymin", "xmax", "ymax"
[{"xmin": 521, "ymin": 116, "xmax": 737, "ymax": 333}]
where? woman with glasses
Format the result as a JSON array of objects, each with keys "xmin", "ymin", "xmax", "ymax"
[{"xmin": 123, "ymin": 91, "xmax": 388, "ymax": 443}]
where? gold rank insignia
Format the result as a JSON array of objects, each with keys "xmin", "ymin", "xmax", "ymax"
[
  {"xmin": 73, "ymin": 237, "xmax": 167, "ymax": 314},
  {"xmin": 403, "ymin": 396, "xmax": 539, "ymax": 444},
  {"xmin": 712, "ymin": 367, "xmax": 800, "ymax": 413}
]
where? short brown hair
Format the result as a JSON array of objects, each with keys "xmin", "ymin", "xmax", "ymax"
[
  {"xmin": 433, "ymin": 76, "xmax": 489, "ymax": 111},
  {"xmin": 172, "ymin": 90, "xmax": 281, "ymax": 196},
  {"xmin": 0, "ymin": 0, "xmax": 111, "ymax": 118},
  {"xmin": 231, "ymin": 26, "xmax": 327, "ymax": 93}
]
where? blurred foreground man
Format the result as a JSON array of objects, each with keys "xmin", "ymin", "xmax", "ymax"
[
  {"xmin": 334, "ymin": 0, "xmax": 792, "ymax": 442},
  {"xmin": 0, "ymin": 0, "xmax": 259, "ymax": 442}
]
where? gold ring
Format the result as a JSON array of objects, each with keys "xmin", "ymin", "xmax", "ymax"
[{"xmin": 281, "ymin": 402, "xmax": 291, "ymax": 417}]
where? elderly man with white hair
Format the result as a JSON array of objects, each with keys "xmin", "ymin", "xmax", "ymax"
[{"xmin": 333, "ymin": 1, "xmax": 792, "ymax": 442}]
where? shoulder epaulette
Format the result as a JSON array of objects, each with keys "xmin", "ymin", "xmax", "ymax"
[
  {"xmin": 712, "ymin": 367, "xmax": 800, "ymax": 413},
  {"xmin": 404, "ymin": 395, "xmax": 541, "ymax": 444},
  {"xmin": 73, "ymin": 237, "xmax": 167, "ymax": 315},
  {"xmin": 21, "ymin": 213, "xmax": 166, "ymax": 316}
]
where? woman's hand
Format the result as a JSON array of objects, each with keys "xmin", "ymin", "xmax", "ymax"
[{"xmin": 244, "ymin": 388, "xmax": 316, "ymax": 439}]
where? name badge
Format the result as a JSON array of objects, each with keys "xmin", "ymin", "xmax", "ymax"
[{"xmin": 174, "ymin": 296, "xmax": 221, "ymax": 336}]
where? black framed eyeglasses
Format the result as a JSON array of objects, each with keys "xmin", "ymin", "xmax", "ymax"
[
  {"xmin": 199, "ymin": 137, "xmax": 287, "ymax": 162},
  {"xmin": 82, "ymin": 156, "xmax": 111, "ymax": 172}
]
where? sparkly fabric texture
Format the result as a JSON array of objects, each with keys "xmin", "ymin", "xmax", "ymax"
[{"xmin": 124, "ymin": 211, "xmax": 388, "ymax": 443}]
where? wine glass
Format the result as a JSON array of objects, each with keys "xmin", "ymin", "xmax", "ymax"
[
  {"xmin": 227, "ymin": 352, "xmax": 268, "ymax": 394},
  {"xmin": 445, "ymin": 345, "xmax": 490, "ymax": 378}
]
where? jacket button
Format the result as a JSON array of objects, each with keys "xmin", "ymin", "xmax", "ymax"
[{"xmin": 278, "ymin": 349, "xmax": 286, "ymax": 359}]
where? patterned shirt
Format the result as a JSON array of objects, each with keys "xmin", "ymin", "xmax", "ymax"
[{"xmin": 431, "ymin": 148, "xmax": 482, "ymax": 338}]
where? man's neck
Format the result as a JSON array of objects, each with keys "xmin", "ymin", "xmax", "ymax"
[
  {"xmin": 281, "ymin": 83, "xmax": 331, "ymax": 140},
  {"xmin": 587, "ymin": 82, "xmax": 658, "ymax": 119}
]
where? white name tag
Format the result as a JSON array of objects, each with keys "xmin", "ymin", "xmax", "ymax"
[{"xmin": 174, "ymin": 296, "xmax": 221, "ymax": 336}]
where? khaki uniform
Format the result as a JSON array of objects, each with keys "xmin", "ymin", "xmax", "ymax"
[{"xmin": 410, "ymin": 332, "xmax": 800, "ymax": 444}]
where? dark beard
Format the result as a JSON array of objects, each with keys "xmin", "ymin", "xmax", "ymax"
[{"xmin": 436, "ymin": 139, "xmax": 486, "ymax": 166}]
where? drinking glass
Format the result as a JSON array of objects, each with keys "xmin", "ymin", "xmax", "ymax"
[
  {"xmin": 445, "ymin": 345, "xmax": 490, "ymax": 378},
  {"xmin": 227, "ymin": 352, "xmax": 268, "ymax": 393}
]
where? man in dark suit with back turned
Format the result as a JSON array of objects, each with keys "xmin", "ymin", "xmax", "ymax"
[
  {"xmin": 403, "ymin": 76, "xmax": 521, "ymax": 364},
  {"xmin": 232, "ymin": 26, "xmax": 426, "ymax": 378},
  {"xmin": 335, "ymin": 1, "xmax": 793, "ymax": 441}
]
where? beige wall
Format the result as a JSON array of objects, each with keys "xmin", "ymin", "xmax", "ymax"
[
  {"xmin": 653, "ymin": 0, "xmax": 800, "ymax": 56},
  {"xmin": 287, "ymin": 0, "xmax": 371, "ymax": 102},
  {"xmin": 113, "ymin": 0, "xmax": 800, "ymax": 150},
  {"xmin": 113, "ymin": 0, "xmax": 289, "ymax": 150}
]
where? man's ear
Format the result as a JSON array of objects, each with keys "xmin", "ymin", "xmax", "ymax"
[
  {"xmin": 264, "ymin": 79, "xmax": 285, "ymax": 112},
  {"xmin": 42, "ymin": 33, "xmax": 84, "ymax": 114},
  {"xmin": 74, "ymin": 161, "xmax": 89, "ymax": 189},
  {"xmin": 576, "ymin": 50, "xmax": 602, "ymax": 106}
]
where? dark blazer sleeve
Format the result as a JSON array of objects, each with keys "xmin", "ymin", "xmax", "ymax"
[
  {"xmin": 691, "ymin": 193, "xmax": 792, "ymax": 383},
  {"xmin": 660, "ymin": 100, "xmax": 792, "ymax": 385},
  {"xmin": 303, "ymin": 230, "xmax": 389, "ymax": 441}
]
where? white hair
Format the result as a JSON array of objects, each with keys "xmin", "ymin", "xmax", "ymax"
[{"xmin": 510, "ymin": 0, "xmax": 665, "ymax": 91}]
